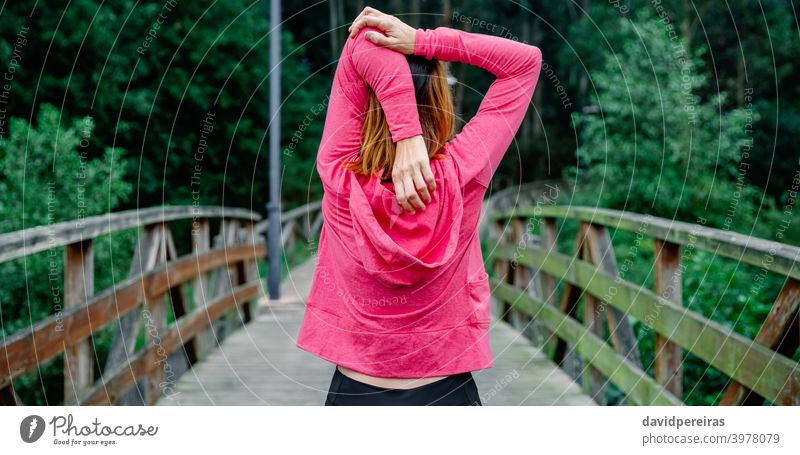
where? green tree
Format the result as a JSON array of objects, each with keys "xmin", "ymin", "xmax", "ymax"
[
  {"xmin": 0, "ymin": 104, "xmax": 132, "ymax": 404},
  {"xmin": 0, "ymin": 103, "xmax": 131, "ymax": 236},
  {"xmin": 569, "ymin": 12, "xmax": 768, "ymax": 231},
  {"xmin": 0, "ymin": 0, "xmax": 327, "ymax": 211}
]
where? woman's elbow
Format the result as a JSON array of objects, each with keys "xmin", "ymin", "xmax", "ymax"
[
  {"xmin": 507, "ymin": 44, "xmax": 542, "ymax": 80},
  {"xmin": 527, "ymin": 46, "xmax": 542, "ymax": 74},
  {"xmin": 520, "ymin": 45, "xmax": 542, "ymax": 86}
]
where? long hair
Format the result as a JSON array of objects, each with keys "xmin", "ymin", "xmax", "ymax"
[{"xmin": 345, "ymin": 55, "xmax": 455, "ymax": 180}]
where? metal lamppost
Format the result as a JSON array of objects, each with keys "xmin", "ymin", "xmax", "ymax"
[{"xmin": 266, "ymin": 0, "xmax": 281, "ymax": 299}]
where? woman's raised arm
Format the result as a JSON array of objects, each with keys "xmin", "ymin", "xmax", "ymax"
[
  {"xmin": 414, "ymin": 26, "xmax": 542, "ymax": 187},
  {"xmin": 315, "ymin": 26, "xmax": 422, "ymax": 194}
]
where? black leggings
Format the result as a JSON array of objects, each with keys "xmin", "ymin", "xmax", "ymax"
[{"xmin": 324, "ymin": 366, "xmax": 482, "ymax": 406}]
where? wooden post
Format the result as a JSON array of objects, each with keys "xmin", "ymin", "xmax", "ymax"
[
  {"xmin": 302, "ymin": 208, "xmax": 313, "ymax": 242},
  {"xmin": 553, "ymin": 284, "xmax": 581, "ymax": 365},
  {"xmin": 720, "ymin": 278, "xmax": 800, "ymax": 405},
  {"xmin": 585, "ymin": 224, "xmax": 643, "ymax": 369},
  {"xmin": 577, "ymin": 223, "xmax": 607, "ymax": 404},
  {"xmin": 551, "ymin": 222, "xmax": 588, "ymax": 369},
  {"xmin": 580, "ymin": 223, "xmax": 643, "ymax": 405},
  {"xmin": 64, "ymin": 239, "xmax": 94, "ymax": 404},
  {"xmin": 510, "ymin": 218, "xmax": 532, "ymax": 334},
  {"xmin": 209, "ymin": 221, "xmax": 228, "ymax": 341},
  {"xmin": 283, "ymin": 220, "xmax": 297, "ymax": 253},
  {"xmin": 583, "ymin": 294, "xmax": 608, "ymax": 404},
  {"xmin": 653, "ymin": 238, "xmax": 683, "ymax": 399},
  {"xmin": 310, "ymin": 209, "xmax": 324, "ymax": 241},
  {"xmin": 540, "ymin": 217, "xmax": 559, "ymax": 355},
  {"xmin": 493, "ymin": 219, "xmax": 512, "ymax": 322},
  {"xmin": 191, "ymin": 218, "xmax": 214, "ymax": 361},
  {"xmin": 241, "ymin": 220, "xmax": 261, "ymax": 321},
  {"xmin": 104, "ymin": 224, "xmax": 162, "ymax": 405},
  {"xmin": 144, "ymin": 223, "xmax": 170, "ymax": 405},
  {"xmin": 164, "ymin": 225, "xmax": 198, "ymax": 365},
  {"xmin": 212, "ymin": 219, "xmax": 242, "ymax": 337}
]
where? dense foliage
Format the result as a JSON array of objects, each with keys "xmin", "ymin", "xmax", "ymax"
[{"xmin": 0, "ymin": 0, "xmax": 326, "ymax": 211}]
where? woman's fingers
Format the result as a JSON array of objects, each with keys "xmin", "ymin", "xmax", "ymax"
[
  {"xmin": 348, "ymin": 6, "xmax": 382, "ymax": 34},
  {"xmin": 394, "ymin": 177, "xmax": 415, "ymax": 214},
  {"xmin": 403, "ymin": 173, "xmax": 425, "ymax": 211},
  {"xmin": 420, "ymin": 162, "xmax": 436, "ymax": 194},
  {"xmin": 350, "ymin": 15, "xmax": 391, "ymax": 38},
  {"xmin": 364, "ymin": 31, "xmax": 394, "ymax": 47},
  {"xmin": 411, "ymin": 166, "xmax": 431, "ymax": 204},
  {"xmin": 349, "ymin": 12, "xmax": 392, "ymax": 38}
]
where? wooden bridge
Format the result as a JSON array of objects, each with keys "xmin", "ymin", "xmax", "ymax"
[{"xmin": 1, "ymin": 184, "xmax": 798, "ymax": 405}]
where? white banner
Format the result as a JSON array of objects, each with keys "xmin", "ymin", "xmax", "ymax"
[{"xmin": 1, "ymin": 406, "xmax": 797, "ymax": 454}]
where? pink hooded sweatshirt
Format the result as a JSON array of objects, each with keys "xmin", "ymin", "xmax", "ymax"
[{"xmin": 295, "ymin": 25, "xmax": 542, "ymax": 378}]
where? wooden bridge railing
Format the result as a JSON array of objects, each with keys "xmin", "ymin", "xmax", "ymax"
[
  {"xmin": 255, "ymin": 200, "xmax": 323, "ymax": 253},
  {"xmin": 0, "ymin": 206, "xmax": 268, "ymax": 405},
  {"xmin": 488, "ymin": 205, "xmax": 800, "ymax": 405}
]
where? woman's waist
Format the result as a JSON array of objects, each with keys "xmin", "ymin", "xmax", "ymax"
[{"xmin": 335, "ymin": 365, "xmax": 449, "ymax": 389}]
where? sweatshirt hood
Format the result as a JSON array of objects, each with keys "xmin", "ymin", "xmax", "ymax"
[{"xmin": 348, "ymin": 157, "xmax": 463, "ymax": 288}]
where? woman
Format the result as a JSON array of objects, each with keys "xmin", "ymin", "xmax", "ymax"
[{"xmin": 296, "ymin": 7, "xmax": 542, "ymax": 405}]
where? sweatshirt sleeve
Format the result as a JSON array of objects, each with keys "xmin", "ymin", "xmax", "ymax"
[
  {"xmin": 315, "ymin": 26, "xmax": 422, "ymax": 193},
  {"xmin": 414, "ymin": 27, "xmax": 542, "ymax": 187}
]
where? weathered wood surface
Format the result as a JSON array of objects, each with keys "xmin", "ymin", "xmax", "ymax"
[
  {"xmin": 720, "ymin": 278, "xmax": 800, "ymax": 405},
  {"xmin": 488, "ymin": 222, "xmax": 800, "ymax": 406},
  {"xmin": 76, "ymin": 280, "xmax": 262, "ymax": 405},
  {"xmin": 653, "ymin": 238, "xmax": 684, "ymax": 398},
  {"xmin": 492, "ymin": 278, "xmax": 683, "ymax": 406},
  {"xmin": 0, "ymin": 242, "xmax": 265, "ymax": 389},
  {"xmin": 158, "ymin": 258, "xmax": 595, "ymax": 406},
  {"xmin": 491, "ymin": 241, "xmax": 800, "ymax": 404},
  {"xmin": 63, "ymin": 239, "xmax": 95, "ymax": 403},
  {"xmin": 0, "ymin": 204, "xmax": 270, "ymax": 405},
  {"xmin": 254, "ymin": 200, "xmax": 324, "ymax": 248},
  {"xmin": 0, "ymin": 205, "xmax": 260, "ymax": 264},
  {"xmin": 491, "ymin": 206, "xmax": 800, "ymax": 280}
]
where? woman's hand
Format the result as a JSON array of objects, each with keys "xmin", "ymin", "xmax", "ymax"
[
  {"xmin": 393, "ymin": 135, "xmax": 436, "ymax": 214},
  {"xmin": 348, "ymin": 7, "xmax": 416, "ymax": 55}
]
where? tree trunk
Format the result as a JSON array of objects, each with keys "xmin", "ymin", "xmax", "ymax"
[
  {"xmin": 329, "ymin": 0, "xmax": 339, "ymax": 58},
  {"xmin": 409, "ymin": 0, "xmax": 420, "ymax": 27},
  {"xmin": 442, "ymin": 0, "xmax": 451, "ymax": 27},
  {"xmin": 521, "ymin": 17, "xmax": 532, "ymax": 143}
]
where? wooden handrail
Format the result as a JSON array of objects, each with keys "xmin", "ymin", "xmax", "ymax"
[
  {"xmin": 0, "ymin": 243, "xmax": 264, "ymax": 389},
  {"xmin": 0, "ymin": 205, "xmax": 260, "ymax": 264},
  {"xmin": 254, "ymin": 200, "xmax": 324, "ymax": 251},
  {"xmin": 490, "ymin": 206, "xmax": 800, "ymax": 280},
  {"xmin": 0, "ymin": 205, "xmax": 266, "ymax": 405},
  {"xmin": 75, "ymin": 280, "xmax": 263, "ymax": 405},
  {"xmin": 488, "ymin": 206, "xmax": 800, "ymax": 405}
]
